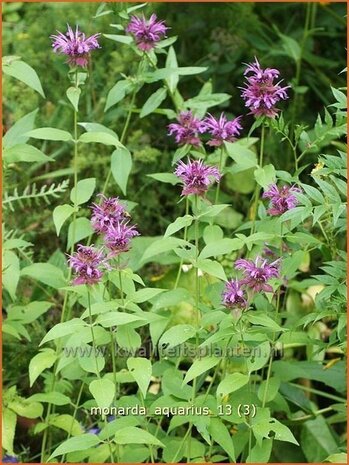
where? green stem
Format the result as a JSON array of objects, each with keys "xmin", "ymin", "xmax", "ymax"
[
  {"xmin": 262, "ymin": 223, "xmax": 283, "ymax": 408},
  {"xmin": 118, "ymin": 255, "xmax": 125, "ymax": 306},
  {"xmin": 87, "ymin": 289, "xmax": 115, "ymax": 463},
  {"xmin": 101, "ymin": 87, "xmax": 137, "ymax": 196},
  {"xmin": 60, "ymin": 381, "xmax": 84, "ymax": 463},
  {"xmin": 40, "ymin": 72, "xmax": 80, "ymax": 462},
  {"xmin": 188, "ymin": 195, "xmax": 201, "ymax": 463},
  {"xmin": 171, "ymin": 425, "xmax": 192, "ymax": 462},
  {"xmin": 140, "ymin": 393, "xmax": 155, "ymax": 463},
  {"xmin": 174, "ymin": 197, "xmax": 189, "ymax": 289},
  {"xmin": 289, "ymin": 3, "xmax": 312, "ymax": 145},
  {"xmin": 251, "ymin": 124, "xmax": 265, "ymax": 234},
  {"xmin": 288, "ymin": 382, "xmax": 346, "ymax": 403},
  {"xmin": 214, "ymin": 147, "xmax": 224, "ymax": 204},
  {"xmin": 194, "ymin": 196, "xmax": 200, "ymax": 327},
  {"xmin": 70, "ymin": 70, "xmax": 79, "ymax": 257},
  {"xmin": 110, "ymin": 328, "xmax": 118, "ymax": 402}
]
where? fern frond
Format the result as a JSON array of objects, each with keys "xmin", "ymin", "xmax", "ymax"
[{"xmin": 3, "ymin": 179, "xmax": 69, "ymax": 212}]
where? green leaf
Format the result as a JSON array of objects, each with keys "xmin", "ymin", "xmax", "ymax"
[
  {"xmin": 79, "ymin": 131, "xmax": 121, "ymax": 147},
  {"xmin": 151, "ymin": 288, "xmax": 191, "ymax": 311},
  {"xmin": 147, "ymin": 172, "xmax": 180, "ymax": 185},
  {"xmin": 165, "ymin": 46, "xmax": 179, "ymax": 93},
  {"xmin": 96, "ymin": 312, "xmax": 146, "ymax": 327},
  {"xmin": 53, "ymin": 204, "xmax": 75, "ymax": 236},
  {"xmin": 331, "ymin": 87, "xmax": 346, "ymax": 110},
  {"xmin": 3, "ymin": 108, "xmax": 38, "ymax": 149},
  {"xmin": 4, "ymin": 144, "xmax": 52, "ymax": 164},
  {"xmin": 3, "ymin": 250, "xmax": 20, "ymax": 300},
  {"xmin": 7, "ymin": 398, "xmax": 43, "ymax": 419},
  {"xmin": 141, "ymin": 237, "xmax": 186, "ymax": 262},
  {"xmin": 111, "ymin": 147, "xmax": 132, "ymax": 195},
  {"xmin": 203, "ymin": 225, "xmax": 224, "ymax": 244},
  {"xmin": 270, "ymin": 419, "xmax": 299, "ymax": 445},
  {"xmin": 208, "ymin": 418, "xmax": 236, "ymax": 461},
  {"xmin": 70, "ymin": 178, "xmax": 96, "ymax": 206},
  {"xmin": 279, "ymin": 33, "xmax": 301, "ymax": 62},
  {"xmin": 78, "ymin": 344, "xmax": 105, "ymax": 374},
  {"xmin": 164, "ymin": 215, "xmax": 193, "ymax": 238},
  {"xmin": 89, "ymin": 379, "xmax": 115, "ymax": 409},
  {"xmin": 29, "ymin": 349, "xmax": 57, "ymax": 386},
  {"xmin": 66, "ymin": 86, "xmax": 81, "ymax": 111},
  {"xmin": 114, "ymin": 426, "xmax": 164, "ymax": 447},
  {"xmin": 301, "ymin": 416, "xmax": 338, "ymax": 462},
  {"xmin": 245, "ymin": 313, "xmax": 284, "ymax": 332},
  {"xmin": 186, "ymin": 93, "xmax": 231, "ymax": 110},
  {"xmin": 48, "ymin": 434, "xmax": 100, "ymax": 460},
  {"xmin": 140, "ymin": 87, "xmax": 167, "ymax": 118},
  {"xmin": 131, "ymin": 288, "xmax": 165, "ymax": 303},
  {"xmin": 144, "ymin": 67, "xmax": 207, "ymax": 82},
  {"xmin": 254, "ymin": 164, "xmax": 276, "ymax": 189},
  {"xmin": 104, "ymin": 33, "xmax": 133, "ymax": 44},
  {"xmin": 78, "ymin": 122, "xmax": 118, "ymax": 136},
  {"xmin": 325, "ymin": 453, "xmax": 348, "ymax": 463},
  {"xmin": 21, "ymin": 263, "xmax": 66, "ymax": 289},
  {"xmin": 25, "ymin": 127, "xmax": 72, "ymax": 141},
  {"xmin": 199, "ymin": 238, "xmax": 243, "ymax": 259},
  {"xmin": 159, "ymin": 324, "xmax": 196, "ymax": 348},
  {"xmin": 105, "ymin": 80, "xmax": 133, "ymax": 111},
  {"xmin": 197, "ymin": 259, "xmax": 227, "ymax": 281},
  {"xmin": 127, "ymin": 357, "xmax": 152, "ymax": 398},
  {"xmin": 116, "ymin": 326, "xmax": 141, "ymax": 351},
  {"xmin": 67, "ymin": 217, "xmax": 94, "ymax": 250},
  {"xmin": 40, "ymin": 318, "xmax": 85, "ymax": 345},
  {"xmin": 49, "ymin": 414, "xmax": 84, "ymax": 437},
  {"xmin": 27, "ymin": 392, "xmax": 71, "ymax": 406},
  {"xmin": 247, "ymin": 439, "xmax": 273, "ymax": 463},
  {"xmin": 197, "ymin": 204, "xmax": 230, "ymax": 219},
  {"xmin": 3, "ymin": 59, "xmax": 45, "ymax": 97},
  {"xmin": 247, "ymin": 341, "xmax": 271, "ymax": 373},
  {"xmin": 257, "ymin": 377, "xmax": 280, "ymax": 404},
  {"xmin": 225, "ymin": 141, "xmax": 258, "ymax": 171},
  {"xmin": 2, "ymin": 408, "xmax": 16, "ymax": 454},
  {"xmin": 216, "ymin": 373, "xmax": 250, "ymax": 399},
  {"xmin": 183, "ymin": 357, "xmax": 219, "ymax": 385}
]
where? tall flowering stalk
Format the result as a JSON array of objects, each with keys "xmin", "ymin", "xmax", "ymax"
[
  {"xmin": 41, "ymin": 26, "xmax": 101, "ymax": 463},
  {"xmin": 241, "ymin": 58, "xmax": 290, "ymax": 232},
  {"xmin": 174, "ymin": 158, "xmax": 221, "ymax": 460},
  {"xmin": 174, "ymin": 159, "xmax": 221, "ymax": 287}
]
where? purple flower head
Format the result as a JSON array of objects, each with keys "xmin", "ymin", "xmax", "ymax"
[
  {"xmin": 222, "ymin": 279, "xmax": 248, "ymax": 309},
  {"xmin": 262, "ymin": 183, "xmax": 302, "ymax": 216},
  {"xmin": 174, "ymin": 159, "xmax": 221, "ymax": 196},
  {"xmin": 235, "ymin": 256, "xmax": 280, "ymax": 293},
  {"xmin": 2, "ymin": 456, "xmax": 18, "ymax": 463},
  {"xmin": 91, "ymin": 194, "xmax": 127, "ymax": 234},
  {"xmin": 241, "ymin": 57, "xmax": 290, "ymax": 118},
  {"xmin": 168, "ymin": 111, "xmax": 206, "ymax": 147},
  {"xmin": 68, "ymin": 244, "xmax": 107, "ymax": 285},
  {"xmin": 51, "ymin": 24, "xmax": 100, "ymax": 68},
  {"xmin": 126, "ymin": 14, "xmax": 168, "ymax": 51},
  {"xmin": 104, "ymin": 221, "xmax": 139, "ymax": 256},
  {"xmin": 203, "ymin": 113, "xmax": 242, "ymax": 146}
]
